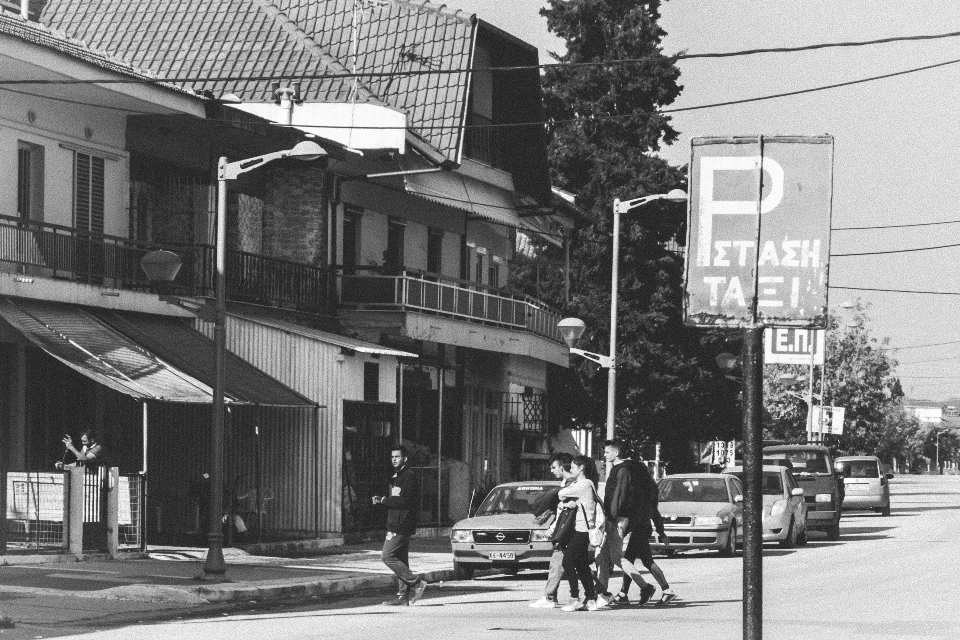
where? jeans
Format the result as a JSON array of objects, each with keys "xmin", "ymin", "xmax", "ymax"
[
  {"xmin": 596, "ymin": 519, "xmax": 644, "ymax": 594},
  {"xmin": 382, "ymin": 531, "xmax": 418, "ymax": 594},
  {"xmin": 562, "ymin": 532, "xmax": 595, "ymax": 601},
  {"xmin": 544, "ymin": 546, "xmax": 579, "ymax": 599}
]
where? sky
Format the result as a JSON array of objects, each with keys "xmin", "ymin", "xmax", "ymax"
[{"xmin": 449, "ymin": 0, "xmax": 960, "ymax": 402}]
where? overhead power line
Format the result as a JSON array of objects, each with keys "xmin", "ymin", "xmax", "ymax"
[
  {"xmin": 833, "ymin": 219, "xmax": 960, "ymax": 231},
  {"xmin": 831, "ymin": 285, "xmax": 960, "ymax": 296},
  {"xmin": 5, "ymin": 29, "xmax": 960, "ymax": 86},
  {"xmin": 831, "ymin": 241, "xmax": 960, "ymax": 257}
]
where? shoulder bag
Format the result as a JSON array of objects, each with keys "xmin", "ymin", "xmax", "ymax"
[{"xmin": 550, "ymin": 503, "xmax": 577, "ymax": 547}]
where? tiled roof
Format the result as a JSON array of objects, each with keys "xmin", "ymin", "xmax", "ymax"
[
  {"xmin": 0, "ymin": 10, "xmax": 193, "ymax": 96},
  {"xmin": 38, "ymin": 0, "xmax": 476, "ymax": 159}
]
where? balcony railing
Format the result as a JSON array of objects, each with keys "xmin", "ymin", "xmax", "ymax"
[
  {"xmin": 338, "ymin": 267, "xmax": 563, "ymax": 344},
  {"xmin": 0, "ymin": 214, "xmax": 329, "ymax": 314}
]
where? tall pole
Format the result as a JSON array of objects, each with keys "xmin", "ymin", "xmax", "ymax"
[
  {"xmin": 606, "ymin": 205, "xmax": 621, "ymax": 441},
  {"xmin": 742, "ymin": 325, "xmax": 764, "ymax": 640},
  {"xmin": 204, "ymin": 158, "xmax": 228, "ymax": 577}
]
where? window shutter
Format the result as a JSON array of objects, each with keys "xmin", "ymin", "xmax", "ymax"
[{"xmin": 73, "ymin": 152, "xmax": 105, "ymax": 234}]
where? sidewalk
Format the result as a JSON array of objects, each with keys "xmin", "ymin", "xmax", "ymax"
[{"xmin": 0, "ymin": 538, "xmax": 460, "ymax": 627}]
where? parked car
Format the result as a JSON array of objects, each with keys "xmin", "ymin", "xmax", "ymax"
[
  {"xmin": 834, "ymin": 455, "xmax": 892, "ymax": 516},
  {"xmin": 723, "ymin": 465, "xmax": 808, "ymax": 547},
  {"xmin": 651, "ymin": 473, "xmax": 744, "ymax": 556},
  {"xmin": 449, "ymin": 481, "xmax": 560, "ymax": 579},
  {"xmin": 763, "ymin": 444, "xmax": 843, "ymax": 540}
]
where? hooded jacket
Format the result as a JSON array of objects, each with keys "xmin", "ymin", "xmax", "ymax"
[{"xmin": 382, "ymin": 463, "xmax": 419, "ymax": 535}]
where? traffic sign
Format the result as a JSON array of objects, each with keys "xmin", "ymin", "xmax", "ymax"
[
  {"xmin": 765, "ymin": 328, "xmax": 825, "ymax": 365},
  {"xmin": 812, "ymin": 406, "xmax": 845, "ymax": 435},
  {"xmin": 684, "ymin": 136, "xmax": 834, "ymax": 328}
]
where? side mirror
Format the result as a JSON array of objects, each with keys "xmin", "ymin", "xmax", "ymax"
[
  {"xmin": 733, "ymin": 494, "xmax": 743, "ymax": 503},
  {"xmin": 790, "ymin": 487, "xmax": 804, "ymax": 497},
  {"xmin": 886, "ymin": 472, "xmax": 894, "ymax": 480}
]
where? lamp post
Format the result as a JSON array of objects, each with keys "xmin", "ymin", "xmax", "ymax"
[
  {"xmin": 558, "ymin": 190, "xmax": 687, "ymax": 442},
  {"xmin": 142, "ymin": 140, "xmax": 326, "ymax": 578}
]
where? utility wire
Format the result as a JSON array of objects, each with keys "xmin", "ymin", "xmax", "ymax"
[
  {"xmin": 831, "ymin": 285, "xmax": 960, "ymax": 296},
  {"xmin": 833, "ymin": 219, "xmax": 960, "ymax": 231},
  {"xmin": 5, "ymin": 29, "xmax": 960, "ymax": 85},
  {"xmin": 831, "ymin": 241, "xmax": 960, "ymax": 257}
]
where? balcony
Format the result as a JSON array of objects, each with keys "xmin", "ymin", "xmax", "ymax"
[
  {"xmin": 0, "ymin": 214, "xmax": 330, "ymax": 315},
  {"xmin": 338, "ymin": 267, "xmax": 563, "ymax": 345}
]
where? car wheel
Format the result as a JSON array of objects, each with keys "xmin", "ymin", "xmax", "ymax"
[
  {"xmin": 797, "ymin": 522, "xmax": 808, "ymax": 546},
  {"xmin": 880, "ymin": 504, "xmax": 891, "ymax": 517},
  {"xmin": 453, "ymin": 562, "xmax": 475, "ymax": 580},
  {"xmin": 826, "ymin": 520, "xmax": 841, "ymax": 541},
  {"xmin": 719, "ymin": 523, "xmax": 737, "ymax": 557},
  {"xmin": 779, "ymin": 517, "xmax": 797, "ymax": 549}
]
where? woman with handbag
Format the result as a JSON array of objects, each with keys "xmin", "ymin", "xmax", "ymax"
[{"xmin": 554, "ymin": 454, "xmax": 603, "ymax": 612}]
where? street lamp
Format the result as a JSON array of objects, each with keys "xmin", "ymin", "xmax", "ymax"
[{"xmin": 141, "ymin": 140, "xmax": 326, "ymax": 578}]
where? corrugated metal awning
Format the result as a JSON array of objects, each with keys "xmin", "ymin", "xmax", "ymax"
[
  {"xmin": 0, "ymin": 297, "xmax": 212, "ymax": 403},
  {"xmin": 93, "ymin": 310, "xmax": 318, "ymax": 408},
  {"xmin": 231, "ymin": 313, "xmax": 418, "ymax": 358},
  {"xmin": 404, "ymin": 171, "xmax": 537, "ymax": 231}
]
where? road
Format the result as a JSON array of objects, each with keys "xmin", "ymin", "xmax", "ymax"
[{"xmin": 15, "ymin": 475, "xmax": 960, "ymax": 640}]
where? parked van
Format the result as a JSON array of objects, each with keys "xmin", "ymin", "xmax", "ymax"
[
  {"xmin": 834, "ymin": 455, "xmax": 892, "ymax": 516},
  {"xmin": 762, "ymin": 444, "xmax": 843, "ymax": 540}
]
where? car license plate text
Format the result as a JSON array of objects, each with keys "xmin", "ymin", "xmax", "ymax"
[{"xmin": 488, "ymin": 551, "xmax": 515, "ymax": 560}]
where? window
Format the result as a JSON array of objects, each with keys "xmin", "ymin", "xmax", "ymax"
[
  {"xmin": 74, "ymin": 151, "xmax": 105, "ymax": 234},
  {"xmin": 475, "ymin": 252, "xmax": 484, "ymax": 284},
  {"xmin": 488, "ymin": 263, "xmax": 500, "ymax": 288},
  {"xmin": 342, "ymin": 210, "xmax": 360, "ymax": 275},
  {"xmin": 17, "ymin": 142, "xmax": 44, "ymax": 220},
  {"xmin": 364, "ymin": 361, "xmax": 380, "ymax": 403},
  {"xmin": 427, "ymin": 227, "xmax": 443, "ymax": 274},
  {"xmin": 385, "ymin": 217, "xmax": 405, "ymax": 271}
]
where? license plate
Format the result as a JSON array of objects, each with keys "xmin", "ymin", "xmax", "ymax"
[
  {"xmin": 488, "ymin": 551, "xmax": 515, "ymax": 560},
  {"xmin": 847, "ymin": 485, "xmax": 869, "ymax": 491}
]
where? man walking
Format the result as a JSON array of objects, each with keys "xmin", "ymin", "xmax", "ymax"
[
  {"xmin": 613, "ymin": 455, "xmax": 677, "ymax": 606},
  {"xmin": 375, "ymin": 445, "xmax": 428, "ymax": 606},
  {"xmin": 529, "ymin": 452, "xmax": 579, "ymax": 608},
  {"xmin": 595, "ymin": 439, "xmax": 651, "ymax": 608}
]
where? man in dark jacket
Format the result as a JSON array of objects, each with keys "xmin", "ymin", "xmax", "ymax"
[{"xmin": 376, "ymin": 446, "xmax": 427, "ymax": 606}]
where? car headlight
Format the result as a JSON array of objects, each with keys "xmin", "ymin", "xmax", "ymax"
[
  {"xmin": 770, "ymin": 500, "xmax": 788, "ymax": 516},
  {"xmin": 451, "ymin": 529, "xmax": 473, "ymax": 543},
  {"xmin": 531, "ymin": 529, "xmax": 553, "ymax": 542},
  {"xmin": 693, "ymin": 516, "xmax": 723, "ymax": 527},
  {"xmin": 815, "ymin": 493, "xmax": 832, "ymax": 503}
]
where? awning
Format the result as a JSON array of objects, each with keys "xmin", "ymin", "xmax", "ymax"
[
  {"xmin": 0, "ymin": 297, "xmax": 212, "ymax": 403},
  {"xmin": 93, "ymin": 310, "xmax": 317, "ymax": 408},
  {"xmin": 404, "ymin": 171, "xmax": 537, "ymax": 231}
]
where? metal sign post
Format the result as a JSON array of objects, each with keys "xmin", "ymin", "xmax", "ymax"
[{"xmin": 684, "ymin": 135, "xmax": 834, "ymax": 640}]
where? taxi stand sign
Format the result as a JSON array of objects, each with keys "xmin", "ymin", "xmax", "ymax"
[{"xmin": 683, "ymin": 136, "xmax": 834, "ymax": 329}]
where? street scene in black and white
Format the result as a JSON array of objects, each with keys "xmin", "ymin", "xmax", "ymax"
[{"xmin": 2, "ymin": 2, "xmax": 960, "ymax": 640}]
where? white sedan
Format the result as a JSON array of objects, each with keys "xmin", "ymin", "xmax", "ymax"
[{"xmin": 724, "ymin": 465, "xmax": 808, "ymax": 547}]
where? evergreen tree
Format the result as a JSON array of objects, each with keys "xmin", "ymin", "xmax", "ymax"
[{"xmin": 510, "ymin": 0, "xmax": 739, "ymax": 467}]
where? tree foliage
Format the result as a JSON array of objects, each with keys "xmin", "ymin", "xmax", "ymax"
[{"xmin": 508, "ymin": 0, "xmax": 740, "ymax": 468}]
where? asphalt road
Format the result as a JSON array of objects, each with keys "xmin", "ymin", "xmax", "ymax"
[{"xmin": 10, "ymin": 474, "xmax": 960, "ymax": 640}]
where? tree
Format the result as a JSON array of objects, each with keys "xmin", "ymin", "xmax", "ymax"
[
  {"xmin": 508, "ymin": 1, "xmax": 740, "ymax": 467},
  {"xmin": 763, "ymin": 301, "xmax": 917, "ymax": 467}
]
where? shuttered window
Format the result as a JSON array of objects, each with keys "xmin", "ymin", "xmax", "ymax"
[{"xmin": 74, "ymin": 152, "xmax": 105, "ymax": 234}]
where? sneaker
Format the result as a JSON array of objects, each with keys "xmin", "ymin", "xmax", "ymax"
[
  {"xmin": 529, "ymin": 596, "xmax": 559, "ymax": 608},
  {"xmin": 611, "ymin": 592, "xmax": 631, "ymax": 607},
  {"xmin": 561, "ymin": 600, "xmax": 587, "ymax": 612},
  {"xmin": 638, "ymin": 583, "xmax": 657, "ymax": 605},
  {"xmin": 586, "ymin": 599, "xmax": 603, "ymax": 611},
  {"xmin": 408, "ymin": 577, "xmax": 428, "ymax": 605},
  {"xmin": 382, "ymin": 594, "xmax": 409, "ymax": 606},
  {"xmin": 593, "ymin": 594, "xmax": 610, "ymax": 609},
  {"xmin": 658, "ymin": 588, "xmax": 677, "ymax": 605}
]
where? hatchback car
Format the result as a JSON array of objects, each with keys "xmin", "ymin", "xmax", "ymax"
[
  {"xmin": 834, "ymin": 455, "xmax": 892, "ymax": 516},
  {"xmin": 449, "ymin": 481, "xmax": 560, "ymax": 579},
  {"xmin": 763, "ymin": 444, "xmax": 843, "ymax": 540},
  {"xmin": 724, "ymin": 465, "xmax": 808, "ymax": 547},
  {"xmin": 651, "ymin": 473, "xmax": 743, "ymax": 556}
]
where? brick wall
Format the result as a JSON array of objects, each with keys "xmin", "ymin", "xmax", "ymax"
[{"xmin": 259, "ymin": 164, "xmax": 327, "ymax": 267}]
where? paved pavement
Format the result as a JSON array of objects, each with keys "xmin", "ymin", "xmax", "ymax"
[{"xmin": 0, "ymin": 537, "xmax": 459, "ymax": 633}]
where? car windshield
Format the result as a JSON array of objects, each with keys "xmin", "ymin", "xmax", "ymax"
[
  {"xmin": 726, "ymin": 472, "xmax": 784, "ymax": 496},
  {"xmin": 475, "ymin": 485, "xmax": 556, "ymax": 516},
  {"xmin": 765, "ymin": 451, "xmax": 830, "ymax": 474},
  {"xmin": 659, "ymin": 478, "xmax": 730, "ymax": 503},
  {"xmin": 836, "ymin": 460, "xmax": 880, "ymax": 478}
]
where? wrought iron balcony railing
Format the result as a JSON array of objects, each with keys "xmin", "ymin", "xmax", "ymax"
[
  {"xmin": 0, "ymin": 214, "xmax": 329, "ymax": 314},
  {"xmin": 338, "ymin": 267, "xmax": 563, "ymax": 344}
]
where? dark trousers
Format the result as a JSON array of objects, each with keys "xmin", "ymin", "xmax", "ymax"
[
  {"xmin": 561, "ymin": 531, "xmax": 595, "ymax": 601},
  {"xmin": 382, "ymin": 531, "xmax": 418, "ymax": 594}
]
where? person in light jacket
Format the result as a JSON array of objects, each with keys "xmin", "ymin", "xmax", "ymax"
[{"xmin": 556, "ymin": 454, "xmax": 602, "ymax": 612}]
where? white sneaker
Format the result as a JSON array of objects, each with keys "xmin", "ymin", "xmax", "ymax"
[
  {"xmin": 562, "ymin": 600, "xmax": 586, "ymax": 612},
  {"xmin": 659, "ymin": 588, "xmax": 677, "ymax": 605},
  {"xmin": 529, "ymin": 596, "xmax": 559, "ymax": 608},
  {"xmin": 586, "ymin": 599, "xmax": 603, "ymax": 611},
  {"xmin": 593, "ymin": 594, "xmax": 610, "ymax": 609}
]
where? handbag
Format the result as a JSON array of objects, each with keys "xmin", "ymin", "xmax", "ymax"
[
  {"xmin": 588, "ymin": 485, "xmax": 607, "ymax": 549},
  {"xmin": 550, "ymin": 504, "xmax": 578, "ymax": 546}
]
